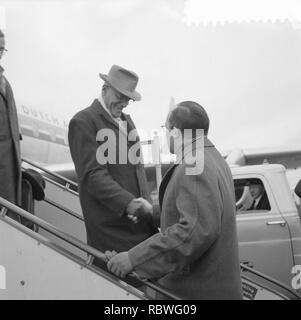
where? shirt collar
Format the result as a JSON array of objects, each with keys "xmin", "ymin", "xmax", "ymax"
[
  {"xmin": 98, "ymin": 94, "xmax": 110, "ymax": 116},
  {"xmin": 98, "ymin": 93, "xmax": 123, "ymax": 124},
  {"xmin": 174, "ymin": 135, "xmax": 213, "ymax": 165},
  {"xmin": 254, "ymin": 193, "xmax": 264, "ymax": 206}
]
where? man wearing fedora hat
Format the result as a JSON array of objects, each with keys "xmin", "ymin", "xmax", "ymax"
[{"xmin": 68, "ymin": 65, "xmax": 157, "ymax": 268}]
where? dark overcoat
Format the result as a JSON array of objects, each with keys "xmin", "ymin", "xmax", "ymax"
[
  {"xmin": 0, "ymin": 72, "xmax": 21, "ymax": 207},
  {"xmin": 68, "ymin": 99, "xmax": 157, "ymax": 254},
  {"xmin": 129, "ymin": 138, "xmax": 243, "ymax": 300}
]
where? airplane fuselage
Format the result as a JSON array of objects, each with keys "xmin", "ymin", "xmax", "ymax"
[{"xmin": 17, "ymin": 103, "xmax": 72, "ymax": 165}]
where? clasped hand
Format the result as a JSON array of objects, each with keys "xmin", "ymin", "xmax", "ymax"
[{"xmin": 126, "ymin": 197, "xmax": 153, "ymax": 223}]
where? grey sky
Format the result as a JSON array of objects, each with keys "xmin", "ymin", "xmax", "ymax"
[{"xmin": 1, "ymin": 0, "xmax": 301, "ymax": 151}]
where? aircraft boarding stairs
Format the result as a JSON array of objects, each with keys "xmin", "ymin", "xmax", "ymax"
[{"xmin": 0, "ymin": 158, "xmax": 300, "ymax": 300}]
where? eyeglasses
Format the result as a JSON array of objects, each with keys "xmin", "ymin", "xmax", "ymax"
[
  {"xmin": 111, "ymin": 87, "xmax": 132, "ymax": 103},
  {"xmin": 0, "ymin": 48, "xmax": 8, "ymax": 55},
  {"xmin": 161, "ymin": 124, "xmax": 174, "ymax": 131}
]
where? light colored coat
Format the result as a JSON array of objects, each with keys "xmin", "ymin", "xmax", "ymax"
[
  {"xmin": 0, "ymin": 71, "xmax": 21, "ymax": 208},
  {"xmin": 129, "ymin": 137, "xmax": 243, "ymax": 300}
]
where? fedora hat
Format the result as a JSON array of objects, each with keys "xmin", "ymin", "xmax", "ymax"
[
  {"xmin": 99, "ymin": 65, "xmax": 141, "ymax": 101},
  {"xmin": 22, "ymin": 169, "xmax": 46, "ymax": 201}
]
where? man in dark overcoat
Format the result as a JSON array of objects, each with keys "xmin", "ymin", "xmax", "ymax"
[
  {"xmin": 68, "ymin": 65, "xmax": 157, "ymax": 267},
  {"xmin": 0, "ymin": 29, "xmax": 22, "ymax": 221}
]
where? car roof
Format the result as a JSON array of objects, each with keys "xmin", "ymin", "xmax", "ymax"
[{"xmin": 230, "ymin": 163, "xmax": 286, "ymax": 175}]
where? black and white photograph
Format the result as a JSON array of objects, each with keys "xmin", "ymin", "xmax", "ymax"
[{"xmin": 0, "ymin": 0, "xmax": 301, "ymax": 303}]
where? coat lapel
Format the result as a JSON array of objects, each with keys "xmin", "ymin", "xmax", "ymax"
[
  {"xmin": 159, "ymin": 163, "xmax": 178, "ymax": 209},
  {"xmin": 158, "ymin": 137, "xmax": 214, "ymax": 208},
  {"xmin": 0, "ymin": 86, "xmax": 6, "ymax": 101},
  {"xmin": 0, "ymin": 66, "xmax": 6, "ymax": 102},
  {"xmin": 92, "ymin": 99, "xmax": 120, "ymax": 131},
  {"xmin": 0, "ymin": 79, "xmax": 7, "ymax": 102},
  {"xmin": 93, "ymin": 99, "xmax": 131, "ymax": 139},
  {"xmin": 123, "ymin": 112, "xmax": 149, "ymax": 198},
  {"xmin": 5, "ymin": 80, "xmax": 21, "ymax": 159},
  {"xmin": 90, "ymin": 99, "xmax": 138, "ymax": 147},
  {"xmin": 122, "ymin": 113, "xmax": 135, "ymax": 135}
]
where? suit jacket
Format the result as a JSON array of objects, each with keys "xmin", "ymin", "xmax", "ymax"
[
  {"xmin": 129, "ymin": 137, "xmax": 243, "ymax": 300},
  {"xmin": 248, "ymin": 192, "xmax": 270, "ymax": 211},
  {"xmin": 0, "ymin": 73, "xmax": 21, "ymax": 207},
  {"xmin": 68, "ymin": 99, "xmax": 157, "ymax": 254},
  {"xmin": 255, "ymin": 192, "xmax": 270, "ymax": 210}
]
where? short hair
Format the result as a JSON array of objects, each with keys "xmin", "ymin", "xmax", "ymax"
[
  {"xmin": 246, "ymin": 178, "xmax": 263, "ymax": 186},
  {"xmin": 168, "ymin": 101, "xmax": 210, "ymax": 135},
  {"xmin": 0, "ymin": 29, "xmax": 4, "ymax": 38}
]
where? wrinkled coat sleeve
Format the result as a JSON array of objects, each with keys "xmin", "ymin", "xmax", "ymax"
[
  {"xmin": 128, "ymin": 169, "xmax": 222, "ymax": 279},
  {"xmin": 68, "ymin": 117, "xmax": 135, "ymax": 217}
]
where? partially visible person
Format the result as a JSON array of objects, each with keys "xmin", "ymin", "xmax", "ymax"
[
  {"xmin": 0, "ymin": 29, "xmax": 22, "ymax": 221},
  {"xmin": 295, "ymin": 179, "xmax": 301, "ymax": 199},
  {"xmin": 247, "ymin": 179, "xmax": 270, "ymax": 211},
  {"xmin": 106, "ymin": 101, "xmax": 243, "ymax": 300},
  {"xmin": 68, "ymin": 65, "xmax": 158, "ymax": 268}
]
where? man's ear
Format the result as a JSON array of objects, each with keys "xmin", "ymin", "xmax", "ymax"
[
  {"xmin": 170, "ymin": 127, "xmax": 181, "ymax": 138},
  {"xmin": 102, "ymin": 84, "xmax": 108, "ymax": 96}
]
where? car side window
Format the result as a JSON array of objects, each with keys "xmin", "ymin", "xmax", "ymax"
[{"xmin": 234, "ymin": 178, "xmax": 271, "ymax": 214}]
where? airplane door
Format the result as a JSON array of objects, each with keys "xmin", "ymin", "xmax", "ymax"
[{"xmin": 235, "ymin": 176, "xmax": 295, "ymax": 287}]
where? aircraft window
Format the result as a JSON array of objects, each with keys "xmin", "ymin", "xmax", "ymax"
[{"xmin": 234, "ymin": 178, "xmax": 271, "ymax": 214}]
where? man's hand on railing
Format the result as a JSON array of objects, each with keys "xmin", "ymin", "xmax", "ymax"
[
  {"xmin": 106, "ymin": 251, "xmax": 133, "ymax": 278},
  {"xmin": 105, "ymin": 250, "xmax": 146, "ymax": 281},
  {"xmin": 104, "ymin": 250, "xmax": 118, "ymax": 262}
]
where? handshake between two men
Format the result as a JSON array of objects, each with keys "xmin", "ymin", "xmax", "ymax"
[
  {"xmin": 125, "ymin": 197, "xmax": 153, "ymax": 224},
  {"xmin": 103, "ymin": 197, "xmax": 155, "ymax": 279}
]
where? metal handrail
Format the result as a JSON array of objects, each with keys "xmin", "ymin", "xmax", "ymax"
[
  {"xmin": 44, "ymin": 198, "xmax": 84, "ymax": 222},
  {"xmin": 22, "ymin": 158, "xmax": 78, "ymax": 189},
  {"xmin": 241, "ymin": 273, "xmax": 289, "ymax": 300},
  {"xmin": 0, "ymin": 196, "xmax": 181, "ymax": 300},
  {"xmin": 0, "ymin": 197, "xmax": 104, "ymax": 259},
  {"xmin": 19, "ymin": 159, "xmax": 300, "ymax": 300},
  {"xmin": 140, "ymin": 140, "xmax": 153, "ymax": 146},
  {"xmin": 2, "ymin": 195, "xmax": 298, "ymax": 300},
  {"xmin": 240, "ymin": 263, "xmax": 301, "ymax": 299},
  {"xmin": 22, "ymin": 158, "xmax": 82, "ymax": 221},
  {"xmin": 22, "ymin": 158, "xmax": 82, "ymax": 220},
  {"xmin": 42, "ymin": 175, "xmax": 78, "ymax": 196}
]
